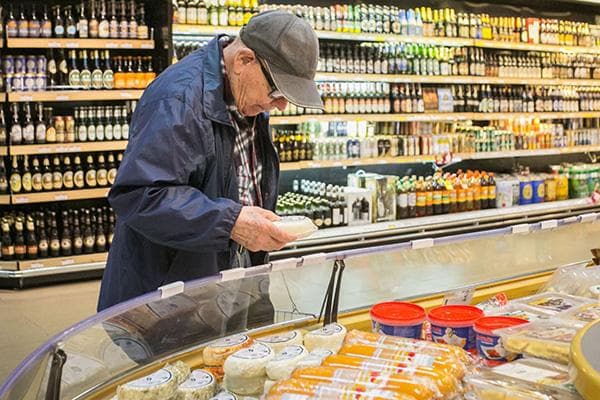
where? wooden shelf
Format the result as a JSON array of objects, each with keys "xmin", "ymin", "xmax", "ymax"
[
  {"xmin": 172, "ymin": 24, "xmax": 600, "ymax": 53},
  {"xmin": 6, "ymin": 38, "xmax": 154, "ymax": 49},
  {"xmin": 12, "ymin": 187, "xmax": 110, "ymax": 204},
  {"xmin": 10, "ymin": 141, "xmax": 128, "ymax": 156},
  {"xmin": 0, "ymin": 147, "xmax": 8, "ymax": 156},
  {"xmin": 270, "ymin": 112, "xmax": 600, "ymax": 125},
  {"xmin": 8, "ymin": 90, "xmax": 144, "ymax": 102},
  {"xmin": 0, "ymin": 195, "xmax": 11, "ymax": 205},
  {"xmin": 314, "ymin": 73, "xmax": 600, "ymax": 86},
  {"xmin": 17, "ymin": 252, "xmax": 109, "ymax": 271},
  {"xmin": 0, "ymin": 93, "xmax": 6, "ymax": 103},
  {"xmin": 279, "ymin": 145, "xmax": 600, "ymax": 171}
]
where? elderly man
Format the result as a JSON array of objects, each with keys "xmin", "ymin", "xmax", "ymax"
[{"xmin": 98, "ymin": 10, "xmax": 323, "ymax": 311}]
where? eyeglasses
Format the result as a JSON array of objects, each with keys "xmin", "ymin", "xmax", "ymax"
[{"xmin": 257, "ymin": 57, "xmax": 284, "ymax": 100}]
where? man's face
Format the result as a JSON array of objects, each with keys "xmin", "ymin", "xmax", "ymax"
[{"xmin": 231, "ymin": 48, "xmax": 289, "ymax": 117}]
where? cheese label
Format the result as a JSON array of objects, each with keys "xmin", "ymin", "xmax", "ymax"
[
  {"xmin": 232, "ymin": 343, "xmax": 272, "ymax": 360},
  {"xmin": 589, "ymin": 285, "xmax": 600, "ymax": 296},
  {"xmin": 572, "ymin": 304, "xmax": 600, "ymax": 322},
  {"xmin": 259, "ymin": 330, "xmax": 299, "ymax": 344},
  {"xmin": 523, "ymin": 326, "xmax": 577, "ymax": 342},
  {"xmin": 127, "ymin": 369, "xmax": 173, "ymax": 388},
  {"xmin": 493, "ymin": 362, "xmax": 570, "ymax": 386},
  {"xmin": 313, "ymin": 323, "xmax": 344, "ymax": 336},
  {"xmin": 210, "ymin": 392, "xmax": 238, "ymax": 400},
  {"xmin": 498, "ymin": 309, "xmax": 542, "ymax": 321},
  {"xmin": 272, "ymin": 345, "xmax": 306, "ymax": 361},
  {"xmin": 527, "ymin": 297, "xmax": 577, "ymax": 312},
  {"xmin": 210, "ymin": 334, "xmax": 249, "ymax": 348},
  {"xmin": 180, "ymin": 370, "xmax": 214, "ymax": 389},
  {"xmin": 310, "ymin": 349, "xmax": 334, "ymax": 358}
]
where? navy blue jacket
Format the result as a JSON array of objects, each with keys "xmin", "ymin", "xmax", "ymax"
[{"xmin": 97, "ymin": 37, "xmax": 280, "ymax": 311}]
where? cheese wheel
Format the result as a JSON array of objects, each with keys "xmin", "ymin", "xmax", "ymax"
[
  {"xmin": 117, "ymin": 366, "xmax": 179, "ymax": 400},
  {"xmin": 295, "ymin": 349, "xmax": 334, "ymax": 369},
  {"xmin": 344, "ymin": 329, "xmax": 470, "ymax": 366},
  {"xmin": 223, "ymin": 342, "xmax": 274, "ymax": 378},
  {"xmin": 223, "ymin": 375, "xmax": 266, "ymax": 396},
  {"xmin": 256, "ymin": 330, "xmax": 304, "ymax": 353},
  {"xmin": 168, "ymin": 361, "xmax": 192, "ymax": 385},
  {"xmin": 176, "ymin": 369, "xmax": 217, "ymax": 400},
  {"xmin": 203, "ymin": 335, "xmax": 254, "ymax": 367},
  {"xmin": 304, "ymin": 323, "xmax": 347, "ymax": 353},
  {"xmin": 322, "ymin": 354, "xmax": 459, "ymax": 398},
  {"xmin": 291, "ymin": 366, "xmax": 436, "ymax": 400},
  {"xmin": 267, "ymin": 378, "xmax": 415, "ymax": 399},
  {"xmin": 339, "ymin": 343, "xmax": 465, "ymax": 379},
  {"xmin": 209, "ymin": 392, "xmax": 238, "ymax": 400},
  {"xmin": 266, "ymin": 345, "xmax": 309, "ymax": 381}
]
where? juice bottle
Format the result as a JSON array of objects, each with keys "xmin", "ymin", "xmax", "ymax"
[
  {"xmin": 472, "ymin": 170, "xmax": 481, "ymax": 210},
  {"xmin": 416, "ymin": 177, "xmax": 426, "ymax": 217},
  {"xmin": 425, "ymin": 176, "xmax": 434, "ymax": 216},
  {"xmin": 441, "ymin": 177, "xmax": 451, "ymax": 214},
  {"xmin": 456, "ymin": 174, "xmax": 466, "ymax": 212},
  {"xmin": 488, "ymin": 172, "xmax": 497, "ymax": 208},
  {"xmin": 480, "ymin": 172, "xmax": 489, "ymax": 209},
  {"xmin": 433, "ymin": 176, "xmax": 443, "ymax": 215},
  {"xmin": 408, "ymin": 176, "xmax": 417, "ymax": 218}
]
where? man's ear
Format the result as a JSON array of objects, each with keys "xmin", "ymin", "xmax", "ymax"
[{"xmin": 233, "ymin": 48, "xmax": 256, "ymax": 74}]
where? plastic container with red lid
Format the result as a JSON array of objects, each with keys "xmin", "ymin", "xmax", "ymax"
[
  {"xmin": 370, "ymin": 301, "xmax": 426, "ymax": 339},
  {"xmin": 428, "ymin": 305, "xmax": 484, "ymax": 351},
  {"xmin": 474, "ymin": 316, "xmax": 528, "ymax": 365}
]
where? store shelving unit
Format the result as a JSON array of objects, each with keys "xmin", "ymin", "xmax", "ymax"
[
  {"xmin": 270, "ymin": 111, "xmax": 600, "ymax": 125},
  {"xmin": 10, "ymin": 141, "xmax": 129, "ymax": 156},
  {"xmin": 11, "ymin": 188, "xmax": 110, "ymax": 205},
  {"xmin": 0, "ymin": 147, "xmax": 8, "ymax": 156},
  {"xmin": 7, "ymin": 90, "xmax": 144, "ymax": 103},
  {"xmin": 6, "ymin": 38, "xmax": 155, "ymax": 49},
  {"xmin": 0, "ymin": 196, "xmax": 11, "ymax": 205}
]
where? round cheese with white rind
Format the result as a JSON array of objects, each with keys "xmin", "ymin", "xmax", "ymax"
[
  {"xmin": 304, "ymin": 323, "xmax": 347, "ymax": 353},
  {"xmin": 295, "ymin": 349, "xmax": 334, "ymax": 369},
  {"xmin": 176, "ymin": 369, "xmax": 216, "ymax": 400},
  {"xmin": 256, "ymin": 330, "xmax": 304, "ymax": 353},
  {"xmin": 223, "ymin": 342, "xmax": 274, "ymax": 378},
  {"xmin": 209, "ymin": 392, "xmax": 238, "ymax": 400},
  {"xmin": 266, "ymin": 345, "xmax": 308, "ymax": 381},
  {"xmin": 273, "ymin": 216, "xmax": 317, "ymax": 239},
  {"xmin": 223, "ymin": 375, "xmax": 266, "ymax": 396},
  {"xmin": 117, "ymin": 367, "xmax": 178, "ymax": 400},
  {"xmin": 203, "ymin": 334, "xmax": 253, "ymax": 367}
]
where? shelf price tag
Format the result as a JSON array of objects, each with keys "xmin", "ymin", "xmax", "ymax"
[
  {"xmin": 141, "ymin": 43, "xmax": 154, "ymax": 49},
  {"xmin": 121, "ymin": 43, "xmax": 133, "ymax": 49},
  {"xmin": 30, "ymin": 263, "xmax": 45, "ymax": 269},
  {"xmin": 220, "ymin": 267, "xmax": 246, "ymax": 282},
  {"xmin": 61, "ymin": 258, "xmax": 75, "ymax": 265},
  {"xmin": 271, "ymin": 258, "xmax": 301, "ymax": 272},
  {"xmin": 411, "ymin": 238, "xmax": 434, "ymax": 249},
  {"xmin": 55, "ymin": 95, "xmax": 70, "ymax": 101},
  {"xmin": 106, "ymin": 42, "xmax": 119, "ymax": 48},
  {"xmin": 511, "ymin": 224, "xmax": 530, "ymax": 234},
  {"xmin": 540, "ymin": 220, "xmax": 558, "ymax": 230},
  {"xmin": 54, "ymin": 194, "xmax": 68, "ymax": 201},
  {"xmin": 120, "ymin": 92, "xmax": 134, "ymax": 98},
  {"xmin": 48, "ymin": 41, "xmax": 61, "ymax": 48},
  {"xmin": 159, "ymin": 281, "xmax": 184, "ymax": 299},
  {"xmin": 14, "ymin": 197, "xmax": 29, "ymax": 204},
  {"xmin": 66, "ymin": 42, "xmax": 80, "ymax": 48},
  {"xmin": 580, "ymin": 213, "xmax": 597, "ymax": 223}
]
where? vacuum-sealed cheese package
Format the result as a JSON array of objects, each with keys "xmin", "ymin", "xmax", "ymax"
[
  {"xmin": 291, "ymin": 366, "xmax": 438, "ymax": 400},
  {"xmin": 464, "ymin": 371, "xmax": 576, "ymax": 400},
  {"xmin": 321, "ymin": 354, "xmax": 460, "ymax": 398},
  {"xmin": 488, "ymin": 303, "xmax": 553, "ymax": 322},
  {"xmin": 496, "ymin": 319, "xmax": 585, "ymax": 364},
  {"xmin": 266, "ymin": 378, "xmax": 419, "ymax": 400},
  {"xmin": 338, "ymin": 343, "xmax": 465, "ymax": 379},
  {"xmin": 490, "ymin": 358, "xmax": 578, "ymax": 394},
  {"xmin": 344, "ymin": 330, "xmax": 471, "ymax": 366},
  {"xmin": 559, "ymin": 302, "xmax": 600, "ymax": 324},
  {"xmin": 514, "ymin": 292, "xmax": 593, "ymax": 314}
]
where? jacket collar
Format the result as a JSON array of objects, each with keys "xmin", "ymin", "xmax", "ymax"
[{"xmin": 202, "ymin": 35, "xmax": 234, "ymax": 127}]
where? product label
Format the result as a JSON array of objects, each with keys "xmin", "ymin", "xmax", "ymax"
[
  {"xmin": 232, "ymin": 343, "xmax": 272, "ymax": 360},
  {"xmin": 272, "ymin": 345, "xmax": 306, "ymax": 361},
  {"xmin": 259, "ymin": 331, "xmax": 299, "ymax": 344},
  {"xmin": 431, "ymin": 323, "xmax": 474, "ymax": 350},
  {"xmin": 528, "ymin": 296, "xmax": 578, "ymax": 313},
  {"xmin": 179, "ymin": 370, "xmax": 214, "ymax": 389},
  {"xmin": 313, "ymin": 323, "xmax": 343, "ymax": 336},
  {"xmin": 372, "ymin": 320, "xmax": 422, "ymax": 339},
  {"xmin": 476, "ymin": 331, "xmax": 519, "ymax": 364},
  {"xmin": 210, "ymin": 334, "xmax": 249, "ymax": 348},
  {"xmin": 127, "ymin": 368, "xmax": 173, "ymax": 388},
  {"xmin": 524, "ymin": 326, "xmax": 577, "ymax": 342},
  {"xmin": 493, "ymin": 362, "xmax": 570, "ymax": 386}
]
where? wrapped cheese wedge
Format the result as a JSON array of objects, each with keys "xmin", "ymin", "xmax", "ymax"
[
  {"xmin": 257, "ymin": 330, "xmax": 304, "ymax": 353},
  {"xmin": 203, "ymin": 334, "xmax": 254, "ymax": 367},
  {"xmin": 176, "ymin": 369, "xmax": 217, "ymax": 400},
  {"xmin": 291, "ymin": 366, "xmax": 438, "ymax": 400},
  {"xmin": 266, "ymin": 345, "xmax": 309, "ymax": 381},
  {"xmin": 338, "ymin": 343, "xmax": 465, "ymax": 379},
  {"xmin": 266, "ymin": 378, "xmax": 417, "ymax": 400},
  {"xmin": 304, "ymin": 323, "xmax": 347, "ymax": 353},
  {"xmin": 321, "ymin": 354, "xmax": 460, "ymax": 398},
  {"xmin": 344, "ymin": 330, "xmax": 470, "ymax": 366}
]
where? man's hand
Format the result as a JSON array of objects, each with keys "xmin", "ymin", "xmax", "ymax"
[{"xmin": 231, "ymin": 206, "xmax": 297, "ymax": 252}]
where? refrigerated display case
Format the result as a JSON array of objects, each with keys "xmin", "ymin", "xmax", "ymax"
[{"xmin": 2, "ymin": 213, "xmax": 600, "ymax": 399}]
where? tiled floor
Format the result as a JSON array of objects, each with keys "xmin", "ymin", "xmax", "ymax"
[{"xmin": 0, "ymin": 280, "xmax": 101, "ymax": 384}]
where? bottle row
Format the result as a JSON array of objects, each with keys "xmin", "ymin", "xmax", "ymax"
[
  {"xmin": 1, "ymin": 51, "xmax": 155, "ymax": 92},
  {"xmin": 1, "ymin": 153, "xmax": 123, "ymax": 195},
  {"xmin": 174, "ymin": 0, "xmax": 260, "ymax": 27},
  {"xmin": 270, "ymin": 83, "xmax": 600, "ymax": 116},
  {"xmin": 318, "ymin": 43, "xmax": 600, "ymax": 79},
  {"xmin": 1, "ymin": 102, "xmax": 134, "ymax": 145},
  {"xmin": 258, "ymin": 4, "xmax": 599, "ymax": 47},
  {"xmin": 4, "ymin": 1, "xmax": 150, "ymax": 40},
  {"xmin": 277, "ymin": 163, "xmax": 594, "ymax": 229},
  {"xmin": 274, "ymin": 118, "xmax": 600, "ymax": 163},
  {"xmin": 0, "ymin": 206, "xmax": 114, "ymax": 261}
]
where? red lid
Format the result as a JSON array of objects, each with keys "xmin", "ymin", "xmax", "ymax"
[
  {"xmin": 428, "ymin": 305, "xmax": 484, "ymax": 328},
  {"xmin": 370, "ymin": 302, "xmax": 426, "ymax": 326},
  {"xmin": 474, "ymin": 316, "xmax": 528, "ymax": 336}
]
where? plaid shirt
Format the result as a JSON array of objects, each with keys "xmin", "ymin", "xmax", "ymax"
[{"xmin": 220, "ymin": 37, "xmax": 263, "ymax": 207}]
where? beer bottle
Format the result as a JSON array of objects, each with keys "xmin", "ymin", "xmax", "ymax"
[
  {"xmin": 14, "ymin": 218, "xmax": 26, "ymax": 261},
  {"xmin": 25, "ymin": 216, "xmax": 38, "ymax": 260}
]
